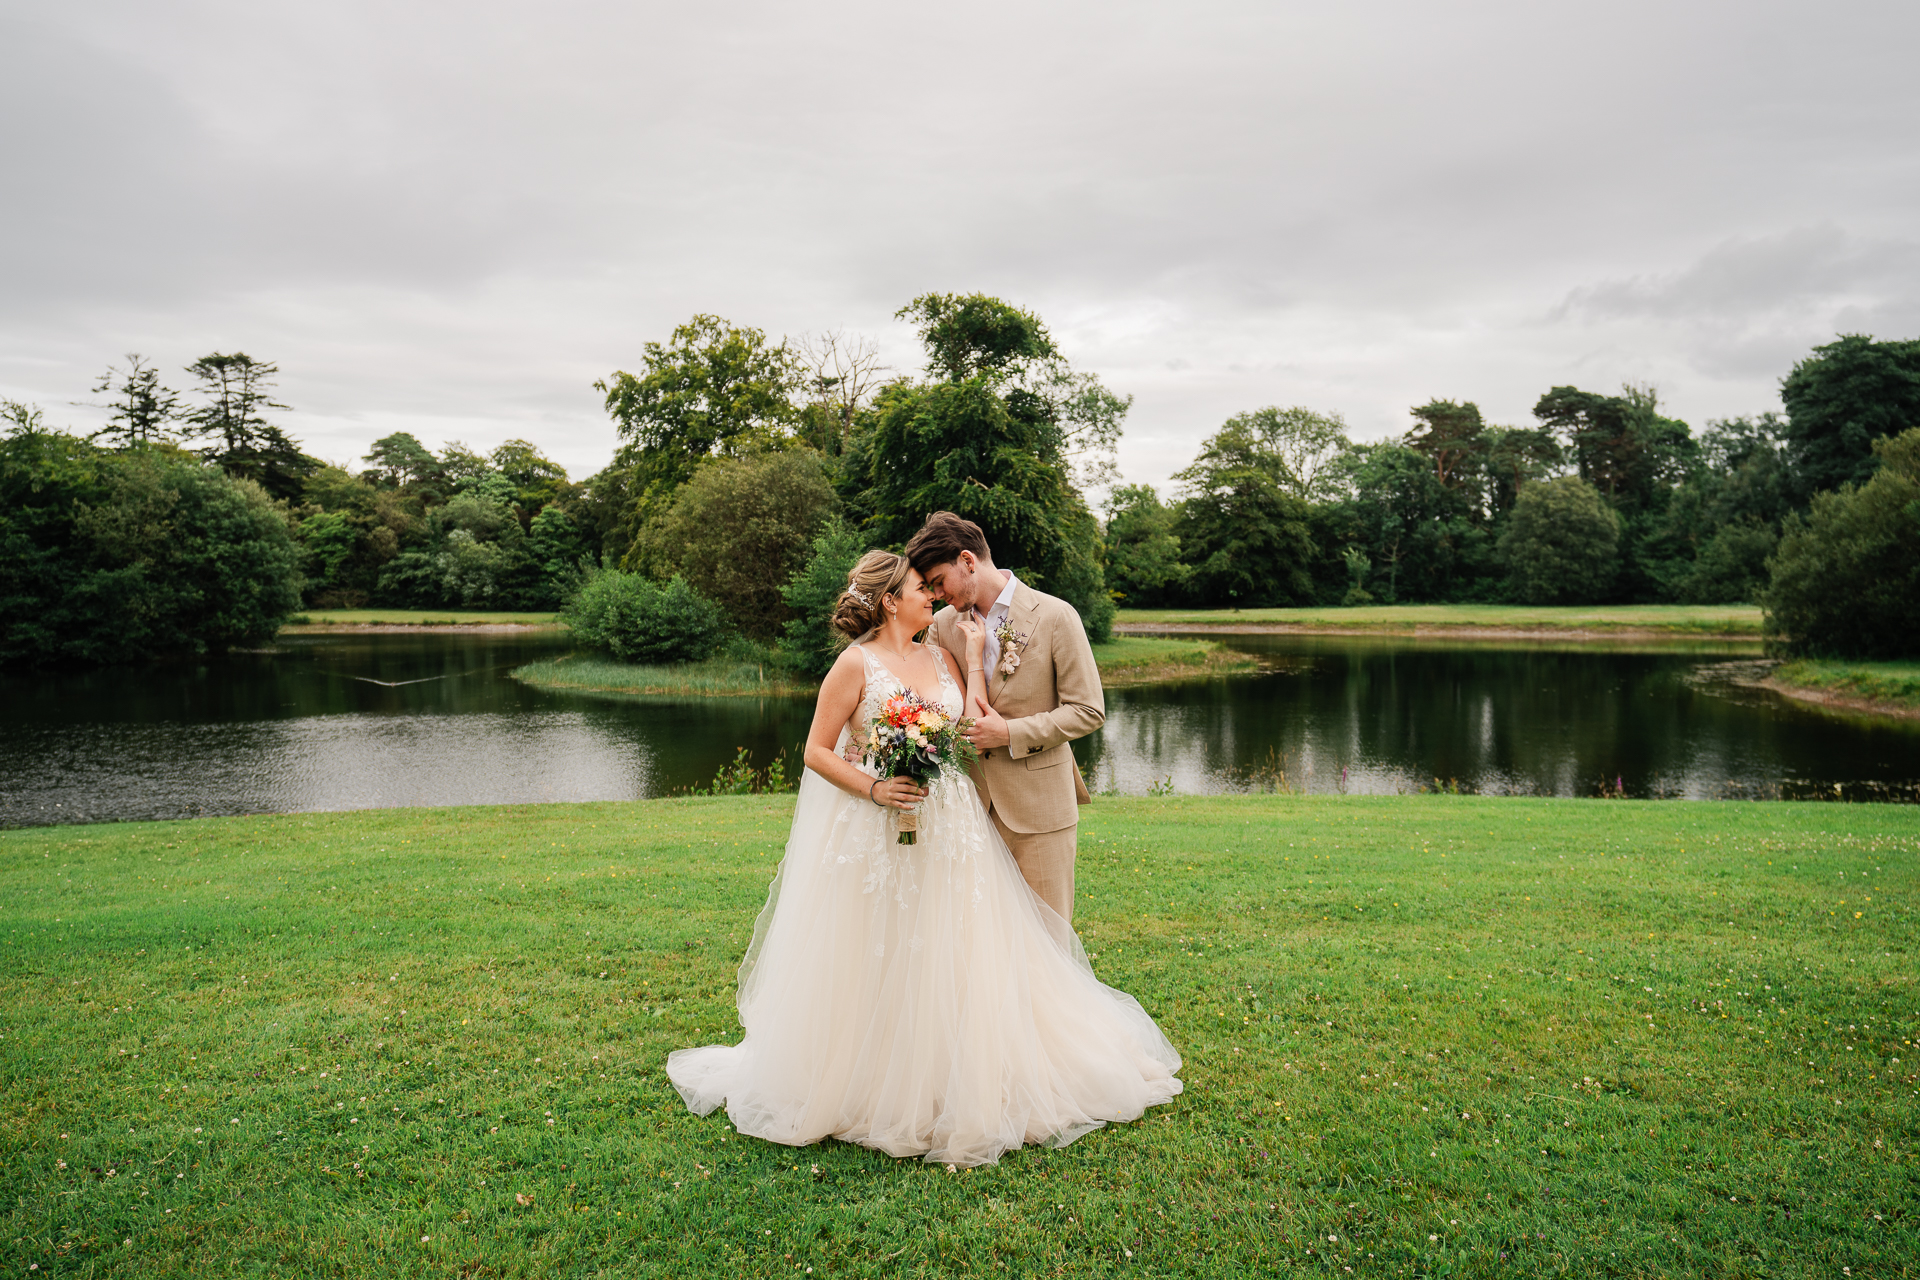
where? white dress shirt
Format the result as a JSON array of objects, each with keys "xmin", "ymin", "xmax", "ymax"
[{"xmin": 979, "ymin": 570, "xmax": 1020, "ymax": 685}]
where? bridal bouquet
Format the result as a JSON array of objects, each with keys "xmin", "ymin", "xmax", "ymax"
[{"xmin": 862, "ymin": 690, "xmax": 976, "ymax": 844}]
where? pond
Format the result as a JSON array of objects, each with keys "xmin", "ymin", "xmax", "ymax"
[{"xmin": 3, "ymin": 629, "xmax": 1916, "ymax": 828}]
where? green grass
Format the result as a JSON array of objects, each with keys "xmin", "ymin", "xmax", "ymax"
[
  {"xmin": 1773, "ymin": 660, "xmax": 1920, "ymax": 712},
  {"xmin": 1089, "ymin": 637, "xmax": 1259, "ymax": 685},
  {"xmin": 4, "ymin": 796, "xmax": 1915, "ymax": 1278},
  {"xmin": 513, "ymin": 655, "xmax": 817, "ymax": 698},
  {"xmin": 283, "ymin": 610, "xmax": 563, "ymax": 628},
  {"xmin": 1116, "ymin": 604, "xmax": 1764, "ymax": 635},
  {"xmin": 515, "ymin": 637, "xmax": 1246, "ymax": 700}
]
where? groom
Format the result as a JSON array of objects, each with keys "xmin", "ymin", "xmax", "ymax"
[{"xmin": 906, "ymin": 512, "xmax": 1102, "ymax": 921}]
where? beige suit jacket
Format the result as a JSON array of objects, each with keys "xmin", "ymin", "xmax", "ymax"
[{"xmin": 928, "ymin": 581, "xmax": 1104, "ymax": 835}]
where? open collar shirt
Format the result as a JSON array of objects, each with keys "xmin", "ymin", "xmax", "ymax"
[{"xmin": 980, "ymin": 570, "xmax": 1020, "ymax": 685}]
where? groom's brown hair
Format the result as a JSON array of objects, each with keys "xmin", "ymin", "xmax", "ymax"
[{"xmin": 905, "ymin": 511, "xmax": 990, "ymax": 573}]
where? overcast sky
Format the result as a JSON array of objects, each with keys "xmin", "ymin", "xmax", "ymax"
[{"xmin": 5, "ymin": 0, "xmax": 1916, "ymax": 496}]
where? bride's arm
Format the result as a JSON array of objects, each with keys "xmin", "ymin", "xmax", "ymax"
[
  {"xmin": 947, "ymin": 611, "xmax": 991, "ymax": 717},
  {"xmin": 803, "ymin": 647, "xmax": 924, "ymax": 810}
]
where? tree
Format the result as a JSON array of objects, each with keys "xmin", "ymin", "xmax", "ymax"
[
  {"xmin": 1326, "ymin": 442, "xmax": 1478, "ymax": 603},
  {"xmin": 88, "ymin": 354, "xmax": 182, "ymax": 447},
  {"xmin": 1763, "ymin": 428, "xmax": 1920, "ymax": 658},
  {"xmin": 1532, "ymin": 383, "xmax": 1694, "ymax": 513},
  {"xmin": 1497, "ymin": 476, "xmax": 1622, "ymax": 604},
  {"xmin": 1207, "ymin": 406, "xmax": 1350, "ymax": 504},
  {"xmin": 843, "ymin": 293, "xmax": 1118, "ymax": 642},
  {"xmin": 595, "ymin": 315, "xmax": 803, "ymax": 547},
  {"xmin": 1779, "ymin": 334, "xmax": 1920, "ymax": 499},
  {"xmin": 560, "ymin": 570, "xmax": 729, "ymax": 663},
  {"xmin": 795, "ymin": 330, "xmax": 892, "ymax": 456},
  {"xmin": 775, "ymin": 518, "xmax": 867, "ymax": 678},
  {"xmin": 361, "ymin": 432, "xmax": 444, "ymax": 492},
  {"xmin": 1102, "ymin": 484, "xmax": 1189, "ymax": 607},
  {"xmin": 1171, "ymin": 416, "xmax": 1316, "ymax": 607},
  {"xmin": 1405, "ymin": 399, "xmax": 1485, "ymax": 491},
  {"xmin": 182, "ymin": 352, "xmax": 313, "ymax": 500},
  {"xmin": 635, "ymin": 450, "xmax": 839, "ymax": 640},
  {"xmin": 1, "ymin": 434, "xmax": 301, "ymax": 667},
  {"xmin": 1479, "ymin": 426, "xmax": 1563, "ymax": 517}
]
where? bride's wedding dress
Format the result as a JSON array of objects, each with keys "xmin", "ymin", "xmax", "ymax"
[{"xmin": 666, "ymin": 643, "xmax": 1182, "ymax": 1166}]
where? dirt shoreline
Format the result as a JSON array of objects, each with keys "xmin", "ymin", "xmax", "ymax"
[
  {"xmin": 1758, "ymin": 678, "xmax": 1920, "ymax": 721},
  {"xmin": 1114, "ymin": 622, "xmax": 1760, "ymax": 642}
]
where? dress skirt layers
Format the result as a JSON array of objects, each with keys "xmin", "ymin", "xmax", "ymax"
[{"xmin": 666, "ymin": 651, "xmax": 1182, "ymax": 1167}]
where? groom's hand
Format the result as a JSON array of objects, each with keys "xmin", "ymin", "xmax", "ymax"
[{"xmin": 965, "ymin": 707, "xmax": 1011, "ymax": 752}]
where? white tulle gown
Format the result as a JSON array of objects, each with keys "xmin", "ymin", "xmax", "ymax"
[{"xmin": 665, "ymin": 643, "xmax": 1182, "ymax": 1166}]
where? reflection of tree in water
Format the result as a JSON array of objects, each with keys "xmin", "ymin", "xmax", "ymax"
[{"xmin": 1082, "ymin": 639, "xmax": 1920, "ymax": 800}]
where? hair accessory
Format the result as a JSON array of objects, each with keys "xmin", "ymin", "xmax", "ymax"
[{"xmin": 845, "ymin": 588, "xmax": 871, "ymax": 606}]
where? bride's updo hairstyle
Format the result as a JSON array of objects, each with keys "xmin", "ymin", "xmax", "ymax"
[{"xmin": 830, "ymin": 550, "xmax": 913, "ymax": 642}]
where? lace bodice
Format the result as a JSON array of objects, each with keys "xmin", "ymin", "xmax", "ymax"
[{"xmin": 844, "ymin": 643, "xmax": 962, "ymax": 763}]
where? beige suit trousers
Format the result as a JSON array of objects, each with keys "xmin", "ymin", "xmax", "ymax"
[{"xmin": 990, "ymin": 807, "xmax": 1076, "ymax": 921}]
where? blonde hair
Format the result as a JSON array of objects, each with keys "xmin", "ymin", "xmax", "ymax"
[{"xmin": 830, "ymin": 549, "xmax": 913, "ymax": 641}]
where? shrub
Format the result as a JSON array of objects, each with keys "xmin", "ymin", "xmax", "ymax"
[
  {"xmin": 1763, "ymin": 428, "xmax": 1920, "ymax": 658},
  {"xmin": 1497, "ymin": 476, "xmax": 1622, "ymax": 604},
  {"xmin": 774, "ymin": 518, "xmax": 867, "ymax": 679},
  {"xmin": 562, "ymin": 568, "xmax": 729, "ymax": 663}
]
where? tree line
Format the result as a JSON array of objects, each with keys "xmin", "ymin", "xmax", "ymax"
[{"xmin": 3, "ymin": 316, "xmax": 1914, "ymax": 669}]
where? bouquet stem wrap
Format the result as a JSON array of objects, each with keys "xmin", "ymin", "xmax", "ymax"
[{"xmin": 895, "ymin": 807, "xmax": 920, "ymax": 845}]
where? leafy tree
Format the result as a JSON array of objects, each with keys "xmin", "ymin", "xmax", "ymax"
[
  {"xmin": 843, "ymin": 294, "xmax": 1117, "ymax": 642},
  {"xmin": 1497, "ymin": 476, "xmax": 1622, "ymax": 604},
  {"xmin": 491, "ymin": 439, "xmax": 571, "ymax": 516},
  {"xmin": 362, "ymin": 432, "xmax": 444, "ymax": 492},
  {"xmin": 1532, "ymin": 383, "xmax": 1695, "ymax": 514},
  {"xmin": 775, "ymin": 518, "xmax": 867, "ymax": 678},
  {"xmin": 595, "ymin": 315, "xmax": 803, "ymax": 547},
  {"xmin": 1779, "ymin": 334, "xmax": 1920, "ymax": 499},
  {"xmin": 561, "ymin": 570, "xmax": 729, "ymax": 663},
  {"xmin": 1405, "ymin": 399, "xmax": 1486, "ymax": 491},
  {"xmin": 88, "ymin": 355, "xmax": 182, "ymax": 447},
  {"xmin": 1, "ymin": 433, "xmax": 301, "ymax": 667},
  {"xmin": 1326, "ymin": 442, "xmax": 1481, "ymax": 603},
  {"xmin": 182, "ymin": 352, "xmax": 313, "ymax": 500},
  {"xmin": 1669, "ymin": 519, "xmax": 1777, "ymax": 604},
  {"xmin": 526, "ymin": 505, "xmax": 589, "ymax": 601},
  {"xmin": 634, "ymin": 449, "xmax": 839, "ymax": 639},
  {"xmin": 1763, "ymin": 428, "xmax": 1920, "ymax": 658},
  {"xmin": 795, "ymin": 330, "xmax": 892, "ymax": 457},
  {"xmin": 1479, "ymin": 426, "xmax": 1563, "ymax": 518},
  {"xmin": 1208, "ymin": 406, "xmax": 1351, "ymax": 504},
  {"xmin": 1102, "ymin": 484, "xmax": 1189, "ymax": 607},
  {"xmin": 1171, "ymin": 416, "xmax": 1316, "ymax": 607}
]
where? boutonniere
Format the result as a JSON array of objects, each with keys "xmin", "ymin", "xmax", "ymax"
[{"xmin": 994, "ymin": 618, "xmax": 1029, "ymax": 678}]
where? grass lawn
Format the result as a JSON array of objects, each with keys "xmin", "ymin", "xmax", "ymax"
[
  {"xmin": 4, "ymin": 795, "xmax": 1915, "ymax": 1277},
  {"xmin": 284, "ymin": 610, "xmax": 563, "ymax": 628},
  {"xmin": 1115, "ymin": 604, "xmax": 1764, "ymax": 635},
  {"xmin": 514, "ymin": 637, "xmax": 1245, "ymax": 700},
  {"xmin": 1772, "ymin": 660, "xmax": 1920, "ymax": 714}
]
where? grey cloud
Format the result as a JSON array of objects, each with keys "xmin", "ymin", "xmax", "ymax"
[{"xmin": 4, "ymin": 0, "xmax": 1918, "ymax": 486}]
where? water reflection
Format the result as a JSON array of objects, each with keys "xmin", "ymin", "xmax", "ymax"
[
  {"xmin": 2, "ymin": 630, "xmax": 1915, "ymax": 828},
  {"xmin": 1081, "ymin": 635, "xmax": 1920, "ymax": 802}
]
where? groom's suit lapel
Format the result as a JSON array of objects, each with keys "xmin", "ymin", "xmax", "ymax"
[{"xmin": 987, "ymin": 583, "xmax": 1043, "ymax": 711}]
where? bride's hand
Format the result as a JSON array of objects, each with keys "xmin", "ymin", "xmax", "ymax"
[
  {"xmin": 871, "ymin": 776, "xmax": 928, "ymax": 810},
  {"xmin": 953, "ymin": 609, "xmax": 987, "ymax": 663}
]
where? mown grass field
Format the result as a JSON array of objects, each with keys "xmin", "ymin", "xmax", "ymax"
[
  {"xmin": 284, "ymin": 610, "xmax": 563, "ymax": 627},
  {"xmin": 513, "ymin": 636, "xmax": 1244, "ymax": 699},
  {"xmin": 3, "ymin": 796, "xmax": 1914, "ymax": 1278},
  {"xmin": 1773, "ymin": 660, "xmax": 1920, "ymax": 714},
  {"xmin": 1115, "ymin": 604, "xmax": 1764, "ymax": 635}
]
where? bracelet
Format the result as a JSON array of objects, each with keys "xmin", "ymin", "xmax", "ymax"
[
  {"xmin": 968, "ymin": 666, "xmax": 984, "ymax": 674},
  {"xmin": 869, "ymin": 778, "xmax": 883, "ymax": 806}
]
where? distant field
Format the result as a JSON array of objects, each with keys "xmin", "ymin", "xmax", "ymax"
[
  {"xmin": 1116, "ymin": 603, "xmax": 1765, "ymax": 635},
  {"xmin": 514, "ymin": 636, "xmax": 1246, "ymax": 699},
  {"xmin": 283, "ymin": 610, "xmax": 564, "ymax": 627}
]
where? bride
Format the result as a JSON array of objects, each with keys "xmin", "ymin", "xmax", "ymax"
[{"xmin": 665, "ymin": 549, "xmax": 1183, "ymax": 1166}]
